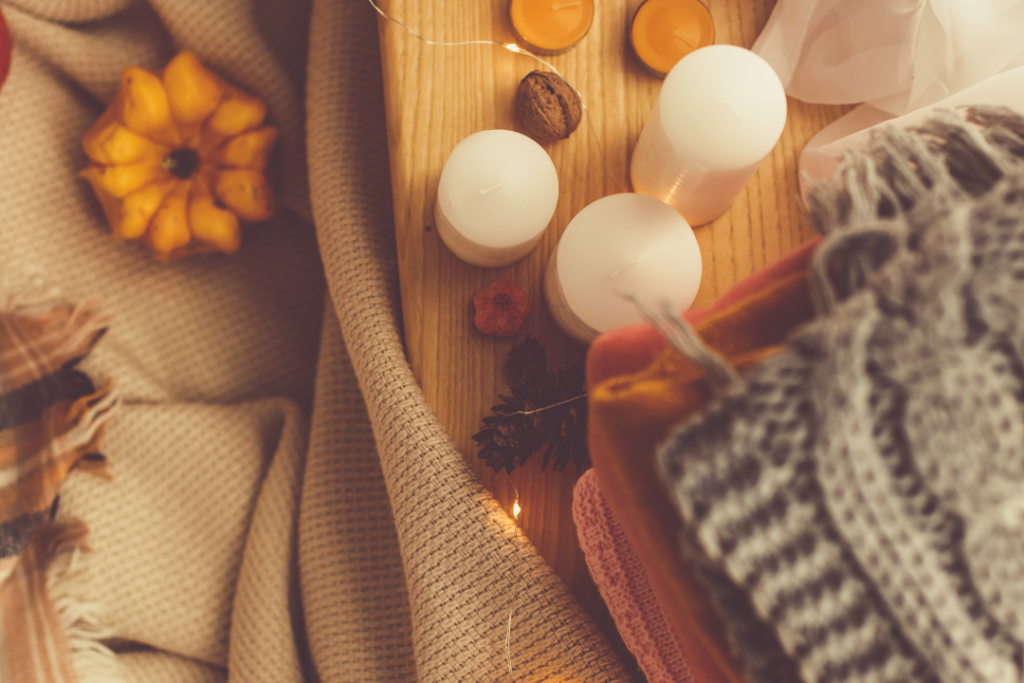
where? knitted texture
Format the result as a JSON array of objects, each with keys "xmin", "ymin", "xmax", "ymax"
[
  {"xmin": 658, "ymin": 107, "xmax": 1024, "ymax": 683},
  {"xmin": 573, "ymin": 470, "xmax": 695, "ymax": 683}
]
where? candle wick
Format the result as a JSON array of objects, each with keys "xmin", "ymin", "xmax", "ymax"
[
  {"xmin": 479, "ymin": 182, "xmax": 505, "ymax": 195},
  {"xmin": 670, "ymin": 29, "xmax": 696, "ymax": 49},
  {"xmin": 726, "ymin": 101, "xmax": 744, "ymax": 122},
  {"xmin": 608, "ymin": 258, "xmax": 638, "ymax": 279},
  {"xmin": 550, "ymin": 1, "xmax": 581, "ymax": 8}
]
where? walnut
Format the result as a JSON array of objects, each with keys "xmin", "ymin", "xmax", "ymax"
[{"xmin": 515, "ymin": 71, "xmax": 582, "ymax": 143}]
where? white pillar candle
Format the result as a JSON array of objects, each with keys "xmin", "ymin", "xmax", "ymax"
[
  {"xmin": 544, "ymin": 193, "xmax": 701, "ymax": 345},
  {"xmin": 435, "ymin": 129, "xmax": 559, "ymax": 268},
  {"xmin": 630, "ymin": 45, "xmax": 787, "ymax": 226}
]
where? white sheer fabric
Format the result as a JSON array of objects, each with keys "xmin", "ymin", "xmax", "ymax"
[{"xmin": 753, "ymin": 0, "xmax": 1024, "ymax": 188}]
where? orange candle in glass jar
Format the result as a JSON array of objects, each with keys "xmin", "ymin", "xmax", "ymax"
[
  {"xmin": 630, "ymin": 0, "xmax": 714, "ymax": 78},
  {"xmin": 509, "ymin": 0, "xmax": 595, "ymax": 55}
]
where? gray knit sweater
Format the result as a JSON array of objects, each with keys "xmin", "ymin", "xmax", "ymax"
[{"xmin": 656, "ymin": 106, "xmax": 1024, "ymax": 683}]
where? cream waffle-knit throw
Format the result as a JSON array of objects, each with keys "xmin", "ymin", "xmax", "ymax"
[
  {"xmin": 305, "ymin": 2, "xmax": 630, "ymax": 680},
  {"xmin": 657, "ymin": 107, "xmax": 1024, "ymax": 683},
  {"xmin": 1, "ymin": 0, "xmax": 632, "ymax": 680}
]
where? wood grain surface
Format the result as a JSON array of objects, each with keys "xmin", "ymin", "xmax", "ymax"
[{"xmin": 376, "ymin": 0, "xmax": 853, "ymax": 672}]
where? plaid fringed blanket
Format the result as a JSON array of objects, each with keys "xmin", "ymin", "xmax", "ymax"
[
  {"xmin": 0, "ymin": 520, "xmax": 90, "ymax": 683},
  {"xmin": 0, "ymin": 301, "xmax": 116, "ymax": 682}
]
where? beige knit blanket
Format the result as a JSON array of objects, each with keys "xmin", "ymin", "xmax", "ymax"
[{"xmin": 0, "ymin": 0, "xmax": 630, "ymax": 680}]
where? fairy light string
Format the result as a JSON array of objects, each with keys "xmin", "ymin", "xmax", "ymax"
[
  {"xmin": 512, "ymin": 393, "xmax": 586, "ymax": 416},
  {"xmin": 367, "ymin": 0, "xmax": 627, "ymax": 194},
  {"xmin": 367, "ymin": 0, "xmax": 566, "ymax": 85},
  {"xmin": 504, "ymin": 471, "xmax": 523, "ymax": 680}
]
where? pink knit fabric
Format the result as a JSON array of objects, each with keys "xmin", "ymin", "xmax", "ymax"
[{"xmin": 573, "ymin": 470, "xmax": 696, "ymax": 683}]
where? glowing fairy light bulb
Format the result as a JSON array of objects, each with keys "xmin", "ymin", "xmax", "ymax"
[{"xmin": 513, "ymin": 500, "xmax": 522, "ymax": 519}]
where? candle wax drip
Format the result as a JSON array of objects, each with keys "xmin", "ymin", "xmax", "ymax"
[{"xmin": 479, "ymin": 182, "xmax": 505, "ymax": 195}]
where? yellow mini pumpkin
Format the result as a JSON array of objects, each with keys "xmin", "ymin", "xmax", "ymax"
[{"xmin": 81, "ymin": 51, "xmax": 278, "ymax": 261}]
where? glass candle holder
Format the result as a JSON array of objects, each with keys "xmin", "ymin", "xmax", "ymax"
[
  {"xmin": 509, "ymin": 0, "xmax": 595, "ymax": 55},
  {"xmin": 630, "ymin": 0, "xmax": 714, "ymax": 78}
]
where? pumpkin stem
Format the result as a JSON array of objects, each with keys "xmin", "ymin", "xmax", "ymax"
[{"xmin": 163, "ymin": 148, "xmax": 201, "ymax": 180}]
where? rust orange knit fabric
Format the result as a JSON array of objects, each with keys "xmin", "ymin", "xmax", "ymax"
[{"xmin": 588, "ymin": 252, "xmax": 816, "ymax": 683}]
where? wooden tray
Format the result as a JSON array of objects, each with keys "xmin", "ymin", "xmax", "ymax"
[{"xmin": 377, "ymin": 0, "xmax": 853, "ymax": 668}]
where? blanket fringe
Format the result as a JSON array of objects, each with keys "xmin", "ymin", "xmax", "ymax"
[
  {"xmin": 45, "ymin": 523, "xmax": 127, "ymax": 683},
  {"xmin": 0, "ymin": 267, "xmax": 63, "ymax": 313}
]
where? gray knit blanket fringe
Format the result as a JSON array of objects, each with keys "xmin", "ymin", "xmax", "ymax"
[{"xmin": 655, "ymin": 106, "xmax": 1024, "ymax": 683}]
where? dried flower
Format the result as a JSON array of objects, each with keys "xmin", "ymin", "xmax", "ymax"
[{"xmin": 474, "ymin": 279, "xmax": 532, "ymax": 337}]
